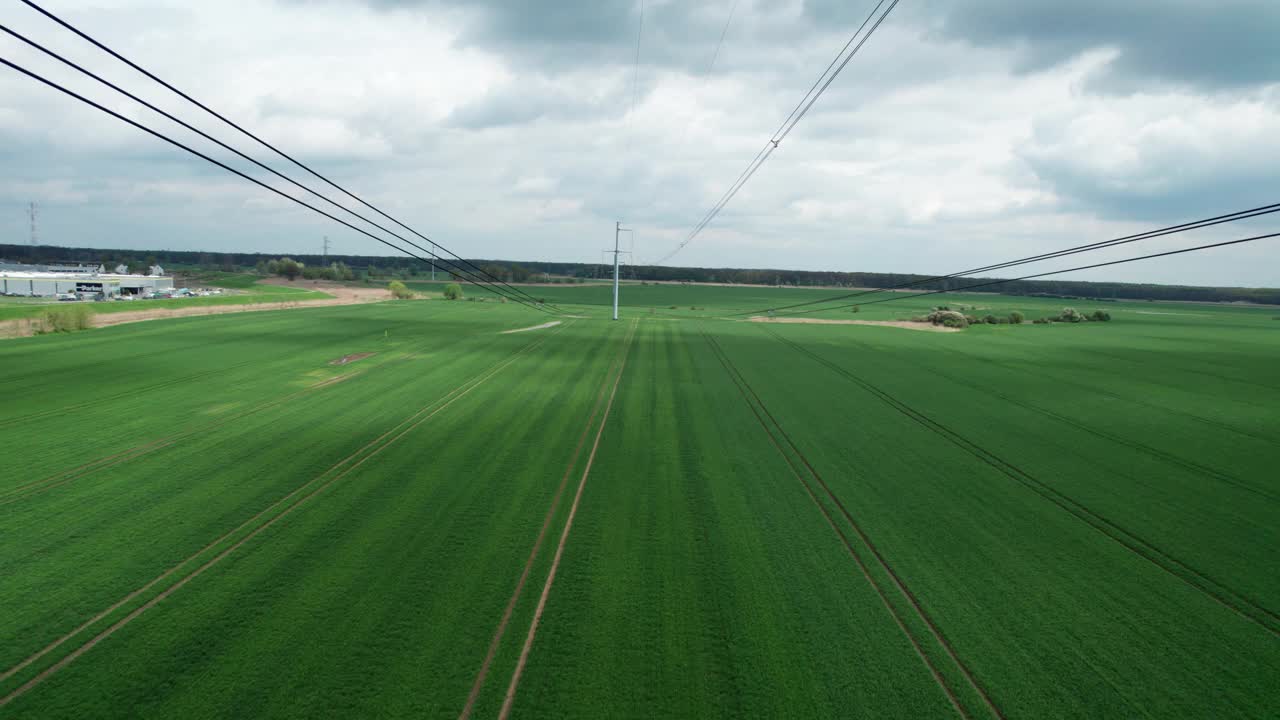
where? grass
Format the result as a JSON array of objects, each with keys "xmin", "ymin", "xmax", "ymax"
[
  {"xmin": 0, "ymin": 275, "xmax": 330, "ymax": 322},
  {"xmin": 0, "ymin": 284, "xmax": 1277, "ymax": 718}
]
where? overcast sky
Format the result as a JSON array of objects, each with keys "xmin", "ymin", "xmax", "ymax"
[{"xmin": 2, "ymin": 0, "xmax": 1279, "ymax": 286}]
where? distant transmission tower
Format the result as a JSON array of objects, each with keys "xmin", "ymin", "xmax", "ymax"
[
  {"xmin": 322, "ymin": 235, "xmax": 330, "ymax": 261},
  {"xmin": 26, "ymin": 202, "xmax": 38, "ymax": 246}
]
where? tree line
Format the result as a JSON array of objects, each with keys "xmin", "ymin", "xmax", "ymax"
[{"xmin": 4, "ymin": 242, "xmax": 1277, "ymax": 305}]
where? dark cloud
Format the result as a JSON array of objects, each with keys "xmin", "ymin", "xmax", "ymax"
[{"xmin": 926, "ymin": 0, "xmax": 1280, "ymax": 92}]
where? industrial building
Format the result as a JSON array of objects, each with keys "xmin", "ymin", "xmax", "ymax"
[{"xmin": 0, "ymin": 269, "xmax": 173, "ymax": 298}]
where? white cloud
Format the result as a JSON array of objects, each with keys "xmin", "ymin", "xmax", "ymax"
[{"xmin": 0, "ymin": 0, "xmax": 1278, "ymax": 287}]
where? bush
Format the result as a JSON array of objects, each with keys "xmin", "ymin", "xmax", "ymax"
[
  {"xmin": 388, "ymin": 280, "xmax": 414, "ymax": 299},
  {"xmin": 37, "ymin": 304, "xmax": 93, "ymax": 334},
  {"xmin": 1033, "ymin": 317, "xmax": 1051, "ymax": 324},
  {"xmin": 1009, "ymin": 311, "xmax": 1024, "ymax": 324},
  {"xmin": 442, "ymin": 283, "xmax": 463, "ymax": 300},
  {"xmin": 1058, "ymin": 307, "xmax": 1085, "ymax": 323},
  {"xmin": 850, "ymin": 305, "xmax": 860, "ymax": 314},
  {"xmin": 926, "ymin": 309, "xmax": 969, "ymax": 328},
  {"xmin": 1090, "ymin": 310, "xmax": 1112, "ymax": 322},
  {"xmin": 983, "ymin": 314, "xmax": 998, "ymax": 325}
]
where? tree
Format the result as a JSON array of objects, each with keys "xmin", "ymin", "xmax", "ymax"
[
  {"xmin": 273, "ymin": 257, "xmax": 303, "ymax": 281},
  {"xmin": 388, "ymin": 280, "xmax": 413, "ymax": 299},
  {"xmin": 1009, "ymin": 311, "xmax": 1024, "ymax": 324},
  {"xmin": 443, "ymin": 282, "xmax": 463, "ymax": 300}
]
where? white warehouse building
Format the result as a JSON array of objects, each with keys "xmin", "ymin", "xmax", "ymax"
[{"xmin": 0, "ymin": 270, "xmax": 174, "ymax": 297}]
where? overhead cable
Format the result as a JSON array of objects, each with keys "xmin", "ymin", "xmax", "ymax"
[
  {"xmin": 19, "ymin": 0, "xmax": 557, "ymax": 312},
  {"xmin": 0, "ymin": 56, "xmax": 558, "ymax": 314},
  {"xmin": 651, "ymin": 0, "xmax": 900, "ymax": 266},
  {"xmin": 774, "ymin": 231, "xmax": 1280, "ymax": 316},
  {"xmin": 0, "ymin": 23, "xmax": 553, "ymax": 312},
  {"xmin": 736, "ymin": 201, "xmax": 1280, "ymax": 316}
]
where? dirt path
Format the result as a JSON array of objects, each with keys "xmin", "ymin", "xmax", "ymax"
[
  {"xmin": 500, "ymin": 321, "xmax": 562, "ymax": 334},
  {"xmin": 748, "ymin": 316, "xmax": 959, "ymax": 332},
  {"xmin": 0, "ymin": 280, "xmax": 393, "ymax": 339},
  {"xmin": 498, "ymin": 319, "xmax": 639, "ymax": 720}
]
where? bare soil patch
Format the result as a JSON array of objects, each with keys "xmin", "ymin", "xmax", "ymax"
[
  {"xmin": 329, "ymin": 352, "xmax": 376, "ymax": 366},
  {"xmin": 747, "ymin": 316, "xmax": 960, "ymax": 332},
  {"xmin": 500, "ymin": 320, "xmax": 562, "ymax": 334}
]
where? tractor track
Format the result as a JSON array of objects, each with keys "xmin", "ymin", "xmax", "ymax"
[
  {"xmin": 0, "ymin": 303, "xmax": 432, "ymax": 428},
  {"xmin": 0, "ymin": 358, "xmax": 260, "ymax": 430},
  {"xmin": 1075, "ymin": 346, "xmax": 1280, "ymax": 395},
  {"xmin": 942, "ymin": 346, "xmax": 1280, "ymax": 449},
  {"xmin": 0, "ymin": 370, "xmax": 364, "ymax": 506},
  {"xmin": 838, "ymin": 336, "xmax": 1279, "ymax": 503},
  {"xmin": 701, "ymin": 326, "xmax": 1001, "ymax": 720},
  {"xmin": 457, "ymin": 325, "xmax": 628, "ymax": 720},
  {"xmin": 0, "ymin": 326, "xmax": 564, "ymax": 707},
  {"xmin": 498, "ymin": 319, "xmax": 638, "ymax": 720},
  {"xmin": 0, "ymin": 328, "xmax": 464, "ymax": 506},
  {"xmin": 764, "ymin": 327, "xmax": 1280, "ymax": 637}
]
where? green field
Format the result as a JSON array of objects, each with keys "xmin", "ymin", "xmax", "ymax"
[{"xmin": 1, "ymin": 284, "xmax": 1277, "ymax": 718}]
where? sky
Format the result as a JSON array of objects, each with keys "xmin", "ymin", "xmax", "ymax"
[{"xmin": 2, "ymin": 0, "xmax": 1279, "ymax": 287}]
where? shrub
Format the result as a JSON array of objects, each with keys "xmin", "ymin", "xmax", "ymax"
[
  {"xmin": 442, "ymin": 283, "xmax": 463, "ymax": 300},
  {"xmin": 926, "ymin": 309, "xmax": 969, "ymax": 329},
  {"xmin": 1033, "ymin": 317, "xmax": 1051, "ymax": 324},
  {"xmin": 1058, "ymin": 307, "xmax": 1085, "ymax": 323},
  {"xmin": 37, "ymin": 304, "xmax": 93, "ymax": 333},
  {"xmin": 983, "ymin": 314, "xmax": 998, "ymax": 325},
  {"xmin": 1009, "ymin": 311, "xmax": 1024, "ymax": 324},
  {"xmin": 388, "ymin": 281, "xmax": 414, "ymax": 299},
  {"xmin": 997, "ymin": 317, "xmax": 1010, "ymax": 324},
  {"xmin": 1090, "ymin": 310, "xmax": 1112, "ymax": 322},
  {"xmin": 850, "ymin": 305, "xmax": 860, "ymax": 313}
]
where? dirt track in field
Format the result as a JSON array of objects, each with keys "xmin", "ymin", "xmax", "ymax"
[
  {"xmin": 498, "ymin": 319, "xmax": 638, "ymax": 720},
  {"xmin": 329, "ymin": 352, "xmax": 377, "ymax": 366},
  {"xmin": 0, "ymin": 280, "xmax": 392, "ymax": 339},
  {"xmin": 458, "ymin": 329, "xmax": 623, "ymax": 719},
  {"xmin": 701, "ymin": 326, "xmax": 993, "ymax": 720}
]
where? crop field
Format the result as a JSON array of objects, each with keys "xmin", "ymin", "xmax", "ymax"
[{"xmin": 1, "ymin": 284, "xmax": 1277, "ymax": 718}]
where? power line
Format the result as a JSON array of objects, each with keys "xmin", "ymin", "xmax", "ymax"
[
  {"xmin": 0, "ymin": 23, "xmax": 551, "ymax": 313},
  {"xmin": 622, "ymin": 0, "xmax": 646, "ymax": 160},
  {"xmin": 706, "ymin": 0, "xmax": 740, "ymax": 77},
  {"xmin": 635, "ymin": 0, "xmax": 740, "ymax": 235},
  {"xmin": 773, "ymin": 231, "xmax": 1280, "ymax": 316},
  {"xmin": 734, "ymin": 201, "xmax": 1280, "ymax": 316},
  {"xmin": 18, "ymin": 0, "xmax": 558, "ymax": 312},
  {"xmin": 0, "ymin": 56, "xmax": 559, "ymax": 314},
  {"xmin": 652, "ymin": 0, "xmax": 899, "ymax": 266}
]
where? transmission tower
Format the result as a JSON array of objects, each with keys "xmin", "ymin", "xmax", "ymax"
[{"xmin": 322, "ymin": 235, "xmax": 330, "ymax": 261}]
